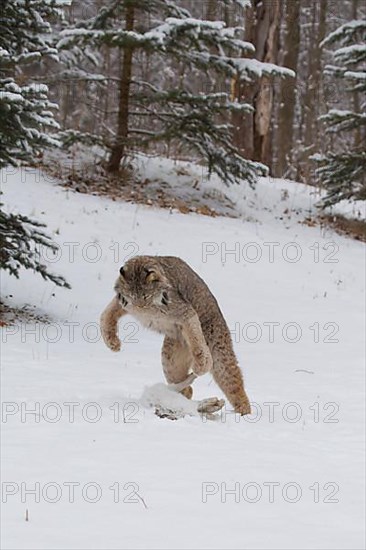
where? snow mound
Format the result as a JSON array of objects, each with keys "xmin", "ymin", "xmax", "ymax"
[{"xmin": 140, "ymin": 383, "xmax": 199, "ymax": 418}]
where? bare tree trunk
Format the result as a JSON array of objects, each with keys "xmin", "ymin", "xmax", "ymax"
[
  {"xmin": 301, "ymin": 0, "xmax": 327, "ymax": 183},
  {"xmin": 206, "ymin": 0, "xmax": 217, "ymax": 21},
  {"xmin": 103, "ymin": 45, "xmax": 111, "ymax": 142},
  {"xmin": 312, "ymin": 0, "xmax": 327, "ymax": 152},
  {"xmin": 232, "ymin": 3, "xmax": 255, "ymax": 158},
  {"xmin": 253, "ymin": 0, "xmax": 280, "ymax": 167},
  {"xmin": 107, "ymin": 3, "xmax": 135, "ymax": 173},
  {"xmin": 276, "ymin": 0, "xmax": 300, "ymax": 177},
  {"xmin": 352, "ymin": 0, "xmax": 361, "ymax": 148},
  {"xmin": 232, "ymin": 0, "xmax": 280, "ymax": 169},
  {"xmin": 58, "ymin": 3, "xmax": 74, "ymax": 130}
]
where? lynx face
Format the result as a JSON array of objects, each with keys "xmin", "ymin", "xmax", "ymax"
[{"xmin": 114, "ymin": 256, "xmax": 171, "ymax": 313}]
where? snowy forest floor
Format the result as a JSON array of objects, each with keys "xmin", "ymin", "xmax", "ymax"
[
  {"xmin": 1, "ymin": 157, "xmax": 365, "ymax": 549},
  {"xmin": 41, "ymin": 148, "xmax": 366, "ymax": 241}
]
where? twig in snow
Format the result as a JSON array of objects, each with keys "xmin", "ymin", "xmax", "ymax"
[
  {"xmin": 136, "ymin": 492, "xmax": 148, "ymax": 509},
  {"xmin": 294, "ymin": 369, "xmax": 315, "ymax": 374}
]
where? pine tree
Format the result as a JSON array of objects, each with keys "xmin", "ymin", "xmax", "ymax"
[
  {"xmin": 0, "ymin": 204, "xmax": 70, "ymax": 287},
  {"xmin": 313, "ymin": 19, "xmax": 366, "ymax": 207},
  {"xmin": 0, "ymin": 0, "xmax": 70, "ymax": 289},
  {"xmin": 57, "ymin": 0, "xmax": 294, "ymax": 185}
]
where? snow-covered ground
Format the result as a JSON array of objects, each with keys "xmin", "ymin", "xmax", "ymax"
[{"xmin": 1, "ymin": 162, "xmax": 365, "ymax": 549}]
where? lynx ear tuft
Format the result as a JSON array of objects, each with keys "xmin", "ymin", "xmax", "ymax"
[{"xmin": 146, "ymin": 270, "xmax": 160, "ymax": 283}]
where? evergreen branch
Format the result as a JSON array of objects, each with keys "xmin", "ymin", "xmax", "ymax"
[{"xmin": 0, "ymin": 204, "xmax": 70, "ymax": 288}]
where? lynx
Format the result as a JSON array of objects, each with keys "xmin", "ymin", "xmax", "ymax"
[{"xmin": 100, "ymin": 256, "xmax": 251, "ymax": 415}]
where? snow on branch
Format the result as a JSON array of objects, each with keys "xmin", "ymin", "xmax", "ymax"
[
  {"xmin": 333, "ymin": 44, "xmax": 366, "ymax": 65},
  {"xmin": 345, "ymin": 70, "xmax": 366, "ymax": 81},
  {"xmin": 321, "ymin": 20, "xmax": 366, "ymax": 48},
  {"xmin": 232, "ymin": 58, "xmax": 295, "ymax": 79}
]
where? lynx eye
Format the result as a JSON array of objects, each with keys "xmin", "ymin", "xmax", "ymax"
[{"xmin": 119, "ymin": 266, "xmax": 126, "ymax": 277}]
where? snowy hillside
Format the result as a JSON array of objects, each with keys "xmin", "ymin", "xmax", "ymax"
[{"xmin": 1, "ymin": 164, "xmax": 365, "ymax": 549}]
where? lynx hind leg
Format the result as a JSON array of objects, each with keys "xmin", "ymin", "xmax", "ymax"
[
  {"xmin": 100, "ymin": 297, "xmax": 126, "ymax": 352},
  {"xmin": 212, "ymin": 355, "xmax": 251, "ymax": 416},
  {"xmin": 162, "ymin": 336, "xmax": 194, "ymax": 399}
]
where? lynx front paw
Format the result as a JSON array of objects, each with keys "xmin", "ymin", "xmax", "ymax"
[
  {"xmin": 193, "ymin": 346, "xmax": 213, "ymax": 376},
  {"xmin": 104, "ymin": 333, "xmax": 121, "ymax": 352}
]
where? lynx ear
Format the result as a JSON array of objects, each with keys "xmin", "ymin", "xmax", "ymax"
[{"xmin": 145, "ymin": 269, "xmax": 160, "ymax": 283}]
